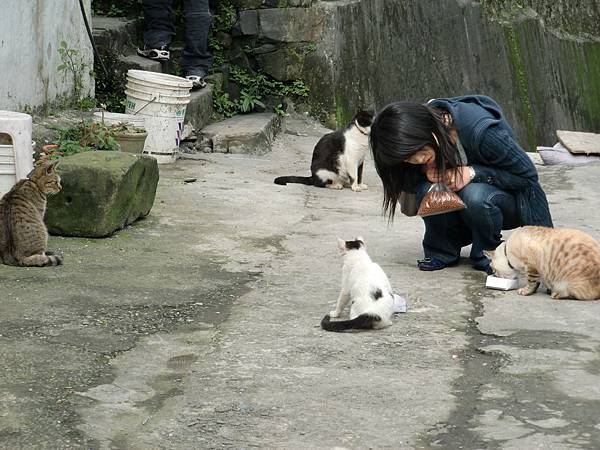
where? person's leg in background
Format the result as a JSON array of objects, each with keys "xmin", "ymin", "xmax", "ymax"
[
  {"xmin": 181, "ymin": 0, "xmax": 213, "ymax": 89},
  {"xmin": 138, "ymin": 0, "xmax": 174, "ymax": 61},
  {"xmin": 458, "ymin": 183, "xmax": 520, "ymax": 274}
]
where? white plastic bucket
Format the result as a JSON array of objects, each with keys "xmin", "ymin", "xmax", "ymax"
[
  {"xmin": 124, "ymin": 70, "xmax": 192, "ymax": 164},
  {"xmin": 0, "ymin": 141, "xmax": 35, "ymax": 196},
  {"xmin": 126, "ymin": 71, "xmax": 191, "ymax": 97},
  {"xmin": 92, "ymin": 111, "xmax": 146, "ymax": 129},
  {"xmin": 0, "ymin": 111, "xmax": 34, "ymax": 196}
]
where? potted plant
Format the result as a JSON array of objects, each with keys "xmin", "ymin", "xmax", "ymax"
[{"xmin": 108, "ymin": 122, "xmax": 148, "ymax": 154}]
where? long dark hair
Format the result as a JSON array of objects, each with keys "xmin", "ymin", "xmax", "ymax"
[{"xmin": 369, "ymin": 101, "xmax": 460, "ymax": 220}]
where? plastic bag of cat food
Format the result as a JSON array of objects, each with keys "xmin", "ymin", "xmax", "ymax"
[{"xmin": 417, "ymin": 182, "xmax": 466, "ymax": 217}]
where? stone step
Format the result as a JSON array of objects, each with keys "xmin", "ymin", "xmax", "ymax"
[
  {"xmin": 93, "ymin": 16, "xmax": 163, "ymax": 73},
  {"xmin": 92, "ymin": 16, "xmax": 140, "ymax": 54},
  {"xmin": 118, "ymin": 54, "xmax": 164, "ymax": 74},
  {"xmin": 185, "ymin": 85, "xmax": 214, "ymax": 132},
  {"xmin": 198, "ymin": 112, "xmax": 282, "ymax": 155}
]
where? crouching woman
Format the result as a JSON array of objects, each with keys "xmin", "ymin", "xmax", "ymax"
[{"xmin": 369, "ymin": 95, "xmax": 553, "ymax": 274}]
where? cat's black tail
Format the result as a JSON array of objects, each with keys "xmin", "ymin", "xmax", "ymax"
[
  {"xmin": 321, "ymin": 314, "xmax": 381, "ymax": 332},
  {"xmin": 274, "ymin": 176, "xmax": 313, "ymax": 186}
]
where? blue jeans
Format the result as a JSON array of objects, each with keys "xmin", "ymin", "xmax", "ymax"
[
  {"xmin": 142, "ymin": 0, "xmax": 213, "ymax": 77},
  {"xmin": 415, "ymin": 181, "xmax": 520, "ymax": 269}
]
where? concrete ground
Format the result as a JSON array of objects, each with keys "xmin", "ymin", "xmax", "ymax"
[{"xmin": 2, "ymin": 115, "xmax": 600, "ymax": 450}]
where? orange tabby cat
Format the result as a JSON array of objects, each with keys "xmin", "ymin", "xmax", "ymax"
[
  {"xmin": 0, "ymin": 161, "xmax": 63, "ymax": 267},
  {"xmin": 485, "ymin": 226, "xmax": 600, "ymax": 300}
]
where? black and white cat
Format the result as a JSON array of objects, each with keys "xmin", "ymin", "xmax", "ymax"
[
  {"xmin": 321, "ymin": 237, "xmax": 394, "ymax": 332},
  {"xmin": 274, "ymin": 111, "xmax": 373, "ymax": 192}
]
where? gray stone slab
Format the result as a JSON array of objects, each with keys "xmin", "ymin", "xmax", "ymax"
[
  {"xmin": 199, "ymin": 112, "xmax": 282, "ymax": 154},
  {"xmin": 118, "ymin": 54, "xmax": 163, "ymax": 74},
  {"xmin": 7, "ymin": 115, "xmax": 600, "ymax": 449},
  {"xmin": 257, "ymin": 8, "xmax": 325, "ymax": 42},
  {"xmin": 92, "ymin": 16, "xmax": 139, "ymax": 52},
  {"xmin": 184, "ymin": 84, "xmax": 213, "ymax": 132},
  {"xmin": 257, "ymin": 45, "xmax": 308, "ymax": 81}
]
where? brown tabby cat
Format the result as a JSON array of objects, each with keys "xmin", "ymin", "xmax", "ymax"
[
  {"xmin": 485, "ymin": 226, "xmax": 600, "ymax": 300},
  {"xmin": 0, "ymin": 161, "xmax": 63, "ymax": 267}
]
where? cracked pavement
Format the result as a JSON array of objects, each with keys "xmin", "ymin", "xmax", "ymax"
[{"xmin": 1, "ymin": 115, "xmax": 600, "ymax": 449}]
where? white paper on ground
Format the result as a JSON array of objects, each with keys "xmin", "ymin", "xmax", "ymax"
[
  {"xmin": 485, "ymin": 275, "xmax": 521, "ymax": 291},
  {"xmin": 393, "ymin": 293, "xmax": 407, "ymax": 313}
]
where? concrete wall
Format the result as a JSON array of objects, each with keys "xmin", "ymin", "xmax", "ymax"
[
  {"xmin": 0, "ymin": 0, "xmax": 94, "ymax": 112},
  {"xmin": 236, "ymin": 0, "xmax": 600, "ymax": 150},
  {"xmin": 308, "ymin": 0, "xmax": 600, "ymax": 149}
]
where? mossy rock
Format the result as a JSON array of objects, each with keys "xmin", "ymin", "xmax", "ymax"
[{"xmin": 45, "ymin": 152, "xmax": 159, "ymax": 237}]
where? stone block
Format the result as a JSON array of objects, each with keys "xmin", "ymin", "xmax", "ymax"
[
  {"xmin": 257, "ymin": 8, "xmax": 325, "ymax": 42},
  {"xmin": 239, "ymin": 10, "xmax": 259, "ymax": 35},
  {"xmin": 205, "ymin": 73, "xmax": 224, "ymax": 91},
  {"xmin": 278, "ymin": 0, "xmax": 317, "ymax": 6},
  {"xmin": 199, "ymin": 113, "xmax": 282, "ymax": 155},
  {"xmin": 45, "ymin": 152, "xmax": 159, "ymax": 238},
  {"xmin": 231, "ymin": 0, "xmax": 264, "ymax": 9},
  {"xmin": 252, "ymin": 43, "xmax": 278, "ymax": 55},
  {"xmin": 215, "ymin": 31, "xmax": 233, "ymax": 49},
  {"xmin": 257, "ymin": 45, "xmax": 308, "ymax": 81},
  {"xmin": 92, "ymin": 16, "xmax": 139, "ymax": 53},
  {"xmin": 185, "ymin": 84, "xmax": 214, "ymax": 132}
]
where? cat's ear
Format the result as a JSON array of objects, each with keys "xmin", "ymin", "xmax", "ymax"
[
  {"xmin": 337, "ymin": 237, "xmax": 347, "ymax": 253},
  {"xmin": 356, "ymin": 236, "xmax": 365, "ymax": 246},
  {"xmin": 27, "ymin": 161, "xmax": 46, "ymax": 178},
  {"xmin": 46, "ymin": 160, "xmax": 59, "ymax": 174},
  {"xmin": 355, "ymin": 110, "xmax": 374, "ymax": 126}
]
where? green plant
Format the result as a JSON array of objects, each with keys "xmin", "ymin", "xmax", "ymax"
[
  {"xmin": 79, "ymin": 121, "xmax": 120, "ymax": 150},
  {"xmin": 40, "ymin": 121, "xmax": 121, "ymax": 162},
  {"xmin": 92, "ymin": 0, "xmax": 140, "ymax": 17},
  {"xmin": 212, "ymin": 3, "xmax": 237, "ymax": 33},
  {"xmin": 274, "ymin": 103, "xmax": 286, "ymax": 117},
  {"xmin": 212, "ymin": 65, "xmax": 310, "ymax": 119},
  {"xmin": 239, "ymin": 90, "xmax": 265, "ymax": 113},
  {"xmin": 78, "ymin": 96, "xmax": 96, "ymax": 110},
  {"xmin": 213, "ymin": 90, "xmax": 237, "ymax": 118},
  {"xmin": 57, "ymin": 41, "xmax": 88, "ymax": 101},
  {"xmin": 207, "ymin": 1, "xmax": 311, "ymax": 119},
  {"xmin": 94, "ymin": 49, "xmax": 128, "ymax": 113}
]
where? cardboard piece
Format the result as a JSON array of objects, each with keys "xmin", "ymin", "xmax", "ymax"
[{"xmin": 557, "ymin": 130, "xmax": 600, "ymax": 155}]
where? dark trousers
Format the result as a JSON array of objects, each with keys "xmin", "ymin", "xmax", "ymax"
[
  {"xmin": 415, "ymin": 181, "xmax": 520, "ymax": 268},
  {"xmin": 142, "ymin": 0, "xmax": 213, "ymax": 76}
]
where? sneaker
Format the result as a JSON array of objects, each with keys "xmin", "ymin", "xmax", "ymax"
[
  {"xmin": 473, "ymin": 262, "xmax": 494, "ymax": 275},
  {"xmin": 185, "ymin": 75, "xmax": 207, "ymax": 90},
  {"xmin": 137, "ymin": 45, "xmax": 170, "ymax": 62},
  {"xmin": 417, "ymin": 256, "xmax": 459, "ymax": 271}
]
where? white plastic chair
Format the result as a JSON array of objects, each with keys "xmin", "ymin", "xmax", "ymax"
[{"xmin": 0, "ymin": 111, "xmax": 34, "ymax": 196}]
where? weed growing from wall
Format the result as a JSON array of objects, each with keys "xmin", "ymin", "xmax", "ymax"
[{"xmin": 57, "ymin": 41, "xmax": 89, "ymax": 102}]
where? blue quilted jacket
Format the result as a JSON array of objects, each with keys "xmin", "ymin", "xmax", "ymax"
[{"xmin": 429, "ymin": 95, "xmax": 553, "ymax": 227}]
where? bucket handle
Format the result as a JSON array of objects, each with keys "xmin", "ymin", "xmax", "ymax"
[{"xmin": 131, "ymin": 95, "xmax": 158, "ymax": 115}]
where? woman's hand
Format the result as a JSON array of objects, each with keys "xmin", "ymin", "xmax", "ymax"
[
  {"xmin": 443, "ymin": 166, "xmax": 473, "ymax": 191},
  {"xmin": 424, "ymin": 165, "xmax": 441, "ymax": 183}
]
